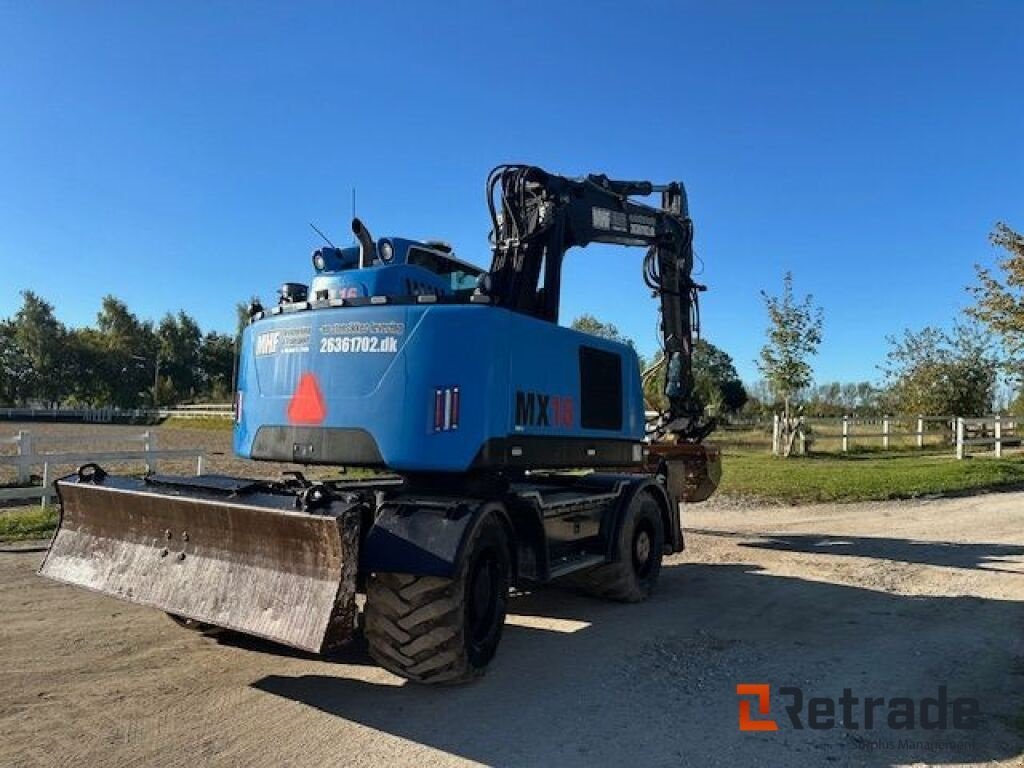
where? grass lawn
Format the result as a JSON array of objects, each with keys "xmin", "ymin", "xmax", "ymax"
[
  {"xmin": 0, "ymin": 505, "xmax": 58, "ymax": 542},
  {"xmin": 718, "ymin": 448, "xmax": 1024, "ymax": 503},
  {"xmin": 161, "ymin": 416, "xmax": 234, "ymax": 431}
]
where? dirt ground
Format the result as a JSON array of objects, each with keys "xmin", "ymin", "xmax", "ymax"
[{"xmin": 1, "ymin": 479, "xmax": 1022, "ymax": 767}]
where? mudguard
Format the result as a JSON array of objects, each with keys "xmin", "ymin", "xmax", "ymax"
[
  {"xmin": 360, "ymin": 498, "xmax": 508, "ymax": 579},
  {"xmin": 597, "ymin": 475, "xmax": 682, "ymax": 558}
]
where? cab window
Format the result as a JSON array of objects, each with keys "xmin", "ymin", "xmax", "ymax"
[{"xmin": 408, "ymin": 248, "xmax": 482, "ymax": 296}]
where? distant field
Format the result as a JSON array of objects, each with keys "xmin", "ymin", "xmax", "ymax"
[
  {"xmin": 715, "ymin": 448, "xmax": 1024, "ymax": 503},
  {"xmin": 707, "ymin": 420, "xmax": 1024, "ymax": 503}
]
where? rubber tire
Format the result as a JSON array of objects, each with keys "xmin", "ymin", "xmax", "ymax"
[
  {"xmin": 364, "ymin": 509, "xmax": 511, "ymax": 684},
  {"xmin": 567, "ymin": 493, "xmax": 665, "ymax": 602}
]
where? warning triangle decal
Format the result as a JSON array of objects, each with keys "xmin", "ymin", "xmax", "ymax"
[{"xmin": 288, "ymin": 372, "xmax": 327, "ymax": 425}]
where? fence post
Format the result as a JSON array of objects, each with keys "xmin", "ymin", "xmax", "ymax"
[
  {"xmin": 15, "ymin": 430, "xmax": 32, "ymax": 483},
  {"xmin": 994, "ymin": 414, "xmax": 1002, "ymax": 458},
  {"xmin": 841, "ymin": 416, "xmax": 849, "ymax": 453},
  {"xmin": 772, "ymin": 413, "xmax": 779, "ymax": 456},
  {"xmin": 143, "ymin": 430, "xmax": 158, "ymax": 473},
  {"xmin": 196, "ymin": 454, "xmax": 204, "ymax": 475},
  {"xmin": 882, "ymin": 416, "xmax": 890, "ymax": 450},
  {"xmin": 955, "ymin": 417, "xmax": 965, "ymax": 460},
  {"xmin": 41, "ymin": 461, "xmax": 50, "ymax": 509},
  {"xmin": 916, "ymin": 416, "xmax": 924, "ymax": 449}
]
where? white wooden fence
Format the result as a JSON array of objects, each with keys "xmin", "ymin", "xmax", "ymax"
[
  {"xmin": 771, "ymin": 414, "xmax": 1019, "ymax": 458},
  {"xmin": 0, "ymin": 404, "xmax": 233, "ymax": 423},
  {"xmin": 0, "ymin": 430, "xmax": 205, "ymax": 508},
  {"xmin": 954, "ymin": 416, "xmax": 1020, "ymax": 459}
]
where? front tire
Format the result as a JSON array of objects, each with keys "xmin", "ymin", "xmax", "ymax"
[
  {"xmin": 566, "ymin": 492, "xmax": 665, "ymax": 602},
  {"xmin": 364, "ymin": 507, "xmax": 511, "ymax": 684}
]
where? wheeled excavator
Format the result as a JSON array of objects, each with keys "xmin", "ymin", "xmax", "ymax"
[{"xmin": 40, "ymin": 164, "xmax": 721, "ymax": 683}]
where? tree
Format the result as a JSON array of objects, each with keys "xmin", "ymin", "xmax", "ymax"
[
  {"xmin": 1, "ymin": 290, "xmax": 250, "ymax": 408},
  {"xmin": 968, "ymin": 223, "xmax": 1024, "ymax": 382},
  {"xmin": 803, "ymin": 380, "xmax": 884, "ymax": 416},
  {"xmin": 95, "ymin": 296, "xmax": 156, "ymax": 407},
  {"xmin": 692, "ymin": 339, "xmax": 747, "ymax": 415},
  {"xmin": 199, "ymin": 332, "xmax": 235, "ymax": 401},
  {"xmin": 63, "ymin": 328, "xmax": 107, "ymax": 405},
  {"xmin": 570, "ymin": 314, "xmax": 635, "ymax": 347},
  {"xmin": 11, "ymin": 291, "xmax": 67, "ymax": 405},
  {"xmin": 757, "ymin": 272, "xmax": 824, "ymax": 456},
  {"xmin": 156, "ymin": 311, "xmax": 202, "ymax": 404},
  {"xmin": 882, "ymin": 324, "xmax": 996, "ymax": 417},
  {"xmin": 0, "ymin": 320, "xmax": 32, "ymax": 405}
]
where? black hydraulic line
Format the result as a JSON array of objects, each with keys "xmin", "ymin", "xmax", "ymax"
[{"xmin": 484, "ymin": 164, "xmax": 714, "ymax": 443}]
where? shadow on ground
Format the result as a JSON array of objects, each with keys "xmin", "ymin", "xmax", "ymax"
[
  {"xmin": 212, "ymin": 629, "xmax": 377, "ymax": 666},
  {"xmin": 252, "ymin": 554, "xmax": 1024, "ymax": 767},
  {"xmin": 735, "ymin": 533, "xmax": 1024, "ymax": 573}
]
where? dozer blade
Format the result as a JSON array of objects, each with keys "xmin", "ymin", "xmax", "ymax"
[{"xmin": 39, "ymin": 473, "xmax": 359, "ymax": 654}]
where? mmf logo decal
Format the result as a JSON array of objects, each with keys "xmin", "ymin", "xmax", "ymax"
[{"xmin": 254, "ymin": 326, "xmax": 311, "ymax": 356}]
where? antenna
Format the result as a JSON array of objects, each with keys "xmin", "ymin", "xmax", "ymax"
[
  {"xmin": 309, "ymin": 222, "xmax": 336, "ymax": 248},
  {"xmin": 351, "ymin": 188, "xmax": 357, "ymax": 244}
]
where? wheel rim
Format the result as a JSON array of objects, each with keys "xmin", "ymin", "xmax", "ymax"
[{"xmin": 632, "ymin": 522, "xmax": 655, "ymax": 580}]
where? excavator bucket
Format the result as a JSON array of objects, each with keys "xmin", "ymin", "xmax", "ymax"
[
  {"xmin": 38, "ymin": 472, "xmax": 360, "ymax": 654},
  {"xmin": 646, "ymin": 443, "xmax": 722, "ymax": 503}
]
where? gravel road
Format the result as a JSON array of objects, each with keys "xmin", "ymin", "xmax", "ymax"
[{"xmin": 1, "ymin": 425, "xmax": 1022, "ymax": 766}]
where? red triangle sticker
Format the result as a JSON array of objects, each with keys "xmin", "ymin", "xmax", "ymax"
[{"xmin": 288, "ymin": 373, "xmax": 327, "ymax": 425}]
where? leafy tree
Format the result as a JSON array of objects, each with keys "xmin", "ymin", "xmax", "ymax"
[
  {"xmin": 0, "ymin": 320, "xmax": 32, "ymax": 405},
  {"xmin": 570, "ymin": 314, "xmax": 636, "ymax": 347},
  {"xmin": 757, "ymin": 272, "xmax": 824, "ymax": 456},
  {"xmin": 645, "ymin": 340, "xmax": 749, "ymax": 415},
  {"xmin": 1009, "ymin": 390, "xmax": 1024, "ymax": 417},
  {"xmin": 968, "ymin": 223, "xmax": 1024, "ymax": 382},
  {"xmin": 11, "ymin": 291, "xmax": 67, "ymax": 405},
  {"xmin": 693, "ymin": 339, "xmax": 747, "ymax": 415},
  {"xmin": 95, "ymin": 296, "xmax": 156, "ymax": 407},
  {"xmin": 882, "ymin": 324, "xmax": 996, "ymax": 417},
  {"xmin": 803, "ymin": 380, "xmax": 884, "ymax": 416},
  {"xmin": 63, "ymin": 328, "xmax": 107, "ymax": 405},
  {"xmin": 199, "ymin": 332, "xmax": 236, "ymax": 401},
  {"xmin": 156, "ymin": 311, "xmax": 202, "ymax": 404},
  {"xmin": 1, "ymin": 291, "xmax": 251, "ymax": 407}
]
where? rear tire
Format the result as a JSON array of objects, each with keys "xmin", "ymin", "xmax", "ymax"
[
  {"xmin": 364, "ymin": 508, "xmax": 511, "ymax": 684},
  {"xmin": 566, "ymin": 493, "xmax": 664, "ymax": 602}
]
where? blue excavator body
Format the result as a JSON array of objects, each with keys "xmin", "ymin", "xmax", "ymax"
[{"xmin": 234, "ymin": 237, "xmax": 646, "ymax": 473}]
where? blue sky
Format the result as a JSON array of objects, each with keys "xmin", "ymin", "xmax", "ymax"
[{"xmin": 1, "ymin": 1, "xmax": 1021, "ymax": 384}]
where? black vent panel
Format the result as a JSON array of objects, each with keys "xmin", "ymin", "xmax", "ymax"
[{"xmin": 579, "ymin": 346, "xmax": 623, "ymax": 431}]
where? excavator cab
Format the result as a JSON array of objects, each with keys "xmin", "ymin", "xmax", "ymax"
[{"xmin": 308, "ymin": 231, "xmax": 483, "ymax": 302}]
